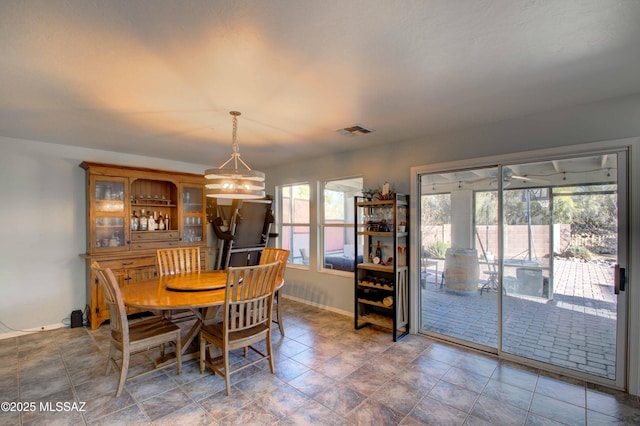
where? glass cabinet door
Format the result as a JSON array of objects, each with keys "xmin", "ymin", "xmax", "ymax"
[
  {"xmin": 181, "ymin": 185, "xmax": 205, "ymax": 245},
  {"xmin": 91, "ymin": 176, "xmax": 129, "ymax": 252}
]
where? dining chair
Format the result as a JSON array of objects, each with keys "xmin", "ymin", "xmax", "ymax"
[
  {"xmin": 156, "ymin": 247, "xmax": 203, "ymax": 321},
  {"xmin": 156, "ymin": 247, "xmax": 202, "ymax": 276},
  {"xmin": 259, "ymin": 247, "xmax": 290, "ymax": 336},
  {"xmin": 90, "ymin": 261, "xmax": 182, "ymax": 397},
  {"xmin": 199, "ymin": 261, "xmax": 281, "ymax": 395}
]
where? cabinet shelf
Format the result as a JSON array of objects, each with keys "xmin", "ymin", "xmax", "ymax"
[
  {"xmin": 357, "ymin": 231, "xmax": 393, "ymax": 237},
  {"xmin": 358, "ymin": 281, "xmax": 393, "ymax": 291},
  {"xmin": 131, "ymin": 198, "xmax": 173, "ymax": 206},
  {"xmin": 356, "ymin": 199, "xmax": 408, "ymax": 207},
  {"xmin": 133, "ymin": 202, "xmax": 176, "ymax": 208},
  {"xmin": 357, "ymin": 298, "xmax": 393, "ymax": 308},
  {"xmin": 358, "ymin": 313, "xmax": 393, "ymax": 329},
  {"xmin": 357, "ymin": 263, "xmax": 394, "ymax": 272}
]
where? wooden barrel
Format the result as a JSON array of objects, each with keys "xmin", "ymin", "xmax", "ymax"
[{"xmin": 444, "ymin": 248, "xmax": 480, "ymax": 295}]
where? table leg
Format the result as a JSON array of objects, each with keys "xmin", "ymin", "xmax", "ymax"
[{"xmin": 153, "ymin": 306, "xmax": 221, "ymax": 368}]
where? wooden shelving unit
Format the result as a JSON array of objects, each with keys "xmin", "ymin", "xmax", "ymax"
[{"xmin": 354, "ymin": 194, "xmax": 409, "ymax": 341}]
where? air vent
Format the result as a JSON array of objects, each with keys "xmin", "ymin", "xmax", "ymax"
[{"xmin": 336, "ymin": 124, "xmax": 374, "ymax": 137}]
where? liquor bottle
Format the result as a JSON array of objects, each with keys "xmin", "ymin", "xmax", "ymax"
[
  {"xmin": 139, "ymin": 209, "xmax": 148, "ymax": 231},
  {"xmin": 131, "ymin": 210, "xmax": 139, "ymax": 231},
  {"xmin": 148, "ymin": 211, "xmax": 156, "ymax": 231},
  {"xmin": 158, "ymin": 212, "xmax": 165, "ymax": 230},
  {"xmin": 164, "ymin": 214, "xmax": 170, "ymax": 230}
]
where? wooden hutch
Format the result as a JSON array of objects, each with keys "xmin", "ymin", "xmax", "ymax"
[{"xmin": 80, "ymin": 162, "xmax": 207, "ymax": 329}]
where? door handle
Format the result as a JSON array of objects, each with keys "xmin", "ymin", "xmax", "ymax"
[{"xmin": 614, "ymin": 265, "xmax": 626, "ymax": 294}]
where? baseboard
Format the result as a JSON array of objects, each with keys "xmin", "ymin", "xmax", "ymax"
[
  {"xmin": 279, "ymin": 294, "xmax": 352, "ymax": 318},
  {"xmin": 0, "ymin": 322, "xmax": 66, "ymax": 340}
]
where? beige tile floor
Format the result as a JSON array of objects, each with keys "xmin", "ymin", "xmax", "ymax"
[{"xmin": 1, "ymin": 299, "xmax": 639, "ymax": 425}]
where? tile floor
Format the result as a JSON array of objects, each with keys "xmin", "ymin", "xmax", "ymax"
[{"xmin": 1, "ymin": 299, "xmax": 640, "ymax": 425}]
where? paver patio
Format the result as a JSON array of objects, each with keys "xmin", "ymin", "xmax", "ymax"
[{"xmin": 420, "ymin": 258, "xmax": 617, "ymax": 380}]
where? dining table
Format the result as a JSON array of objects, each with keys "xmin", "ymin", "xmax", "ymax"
[{"xmin": 120, "ymin": 270, "xmax": 283, "ymax": 367}]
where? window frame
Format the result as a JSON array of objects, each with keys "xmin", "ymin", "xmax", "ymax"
[
  {"xmin": 320, "ymin": 176, "xmax": 363, "ymax": 274},
  {"xmin": 277, "ymin": 182, "xmax": 310, "ymax": 268}
]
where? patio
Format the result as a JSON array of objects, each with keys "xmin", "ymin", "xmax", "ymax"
[{"xmin": 420, "ymin": 258, "xmax": 617, "ymax": 380}]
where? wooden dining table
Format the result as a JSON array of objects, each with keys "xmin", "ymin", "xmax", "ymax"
[
  {"xmin": 120, "ymin": 270, "xmax": 227, "ymax": 366},
  {"xmin": 120, "ymin": 270, "xmax": 283, "ymax": 367}
]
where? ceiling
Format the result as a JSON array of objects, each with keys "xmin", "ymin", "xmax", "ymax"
[{"xmin": 2, "ymin": 0, "xmax": 640, "ymax": 170}]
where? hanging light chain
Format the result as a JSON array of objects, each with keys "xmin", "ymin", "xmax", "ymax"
[
  {"xmin": 204, "ymin": 110, "xmax": 265, "ymax": 199},
  {"xmin": 231, "ymin": 111, "xmax": 240, "ymax": 155}
]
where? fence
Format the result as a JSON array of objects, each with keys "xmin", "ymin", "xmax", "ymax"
[
  {"xmin": 570, "ymin": 233, "xmax": 617, "ymax": 255},
  {"xmin": 422, "ymin": 224, "xmax": 573, "ymax": 260}
]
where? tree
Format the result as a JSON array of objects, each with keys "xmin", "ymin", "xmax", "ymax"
[{"xmin": 421, "ymin": 194, "xmax": 450, "ymax": 226}]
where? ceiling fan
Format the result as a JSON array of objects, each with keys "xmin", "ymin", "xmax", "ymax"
[{"xmin": 466, "ymin": 167, "xmax": 549, "ymax": 187}]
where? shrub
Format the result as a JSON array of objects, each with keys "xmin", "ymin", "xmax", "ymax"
[
  {"xmin": 428, "ymin": 240, "xmax": 449, "ymax": 258},
  {"xmin": 561, "ymin": 245, "xmax": 592, "ymax": 260}
]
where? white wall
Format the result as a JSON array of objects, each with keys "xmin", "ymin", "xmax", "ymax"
[{"xmin": 0, "ymin": 138, "xmax": 208, "ymax": 334}]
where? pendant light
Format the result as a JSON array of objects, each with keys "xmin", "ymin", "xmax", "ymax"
[{"xmin": 205, "ymin": 111, "xmax": 265, "ymax": 199}]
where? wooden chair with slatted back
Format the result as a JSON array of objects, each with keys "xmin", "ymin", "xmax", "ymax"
[
  {"xmin": 199, "ymin": 261, "xmax": 281, "ymax": 395},
  {"xmin": 259, "ymin": 248, "xmax": 290, "ymax": 336},
  {"xmin": 156, "ymin": 247, "xmax": 202, "ymax": 276},
  {"xmin": 90, "ymin": 261, "xmax": 182, "ymax": 398},
  {"xmin": 156, "ymin": 247, "xmax": 203, "ymax": 321}
]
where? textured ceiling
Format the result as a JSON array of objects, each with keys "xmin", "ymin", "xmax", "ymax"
[{"xmin": 1, "ymin": 0, "xmax": 640, "ymax": 169}]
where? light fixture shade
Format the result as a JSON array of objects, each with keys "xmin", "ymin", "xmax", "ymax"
[
  {"xmin": 206, "ymin": 188, "xmax": 265, "ymax": 199},
  {"xmin": 204, "ymin": 111, "xmax": 266, "ymax": 199},
  {"xmin": 204, "ymin": 168, "xmax": 265, "ymax": 181},
  {"xmin": 205, "ymin": 174, "xmax": 265, "ymax": 199}
]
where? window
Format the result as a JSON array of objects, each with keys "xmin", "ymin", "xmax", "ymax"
[
  {"xmin": 279, "ymin": 183, "xmax": 310, "ymax": 265},
  {"xmin": 322, "ymin": 177, "xmax": 363, "ymax": 272}
]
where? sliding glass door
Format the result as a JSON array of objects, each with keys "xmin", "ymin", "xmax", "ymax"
[
  {"xmin": 418, "ymin": 151, "xmax": 627, "ymax": 387},
  {"xmin": 419, "ymin": 166, "xmax": 499, "ymax": 349}
]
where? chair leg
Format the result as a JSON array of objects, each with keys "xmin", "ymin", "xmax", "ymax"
[
  {"xmin": 266, "ymin": 329, "xmax": 276, "ymax": 374},
  {"xmin": 275, "ymin": 291, "xmax": 285, "ymax": 336},
  {"xmin": 105, "ymin": 345, "xmax": 116, "ymax": 375},
  {"xmin": 223, "ymin": 348, "xmax": 231, "ymax": 396},
  {"xmin": 115, "ymin": 350, "xmax": 129, "ymax": 398}
]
